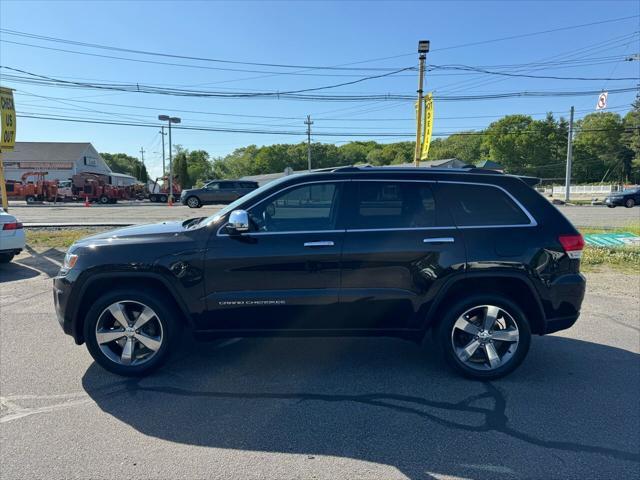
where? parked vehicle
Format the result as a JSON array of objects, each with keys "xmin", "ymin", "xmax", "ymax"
[
  {"xmin": 180, "ymin": 180, "xmax": 259, "ymax": 208},
  {"xmin": 53, "ymin": 166, "xmax": 586, "ymax": 379},
  {"xmin": 4, "ymin": 172, "xmax": 59, "ymax": 203},
  {"xmin": 72, "ymin": 173, "xmax": 126, "ymax": 204},
  {"xmin": 604, "ymin": 187, "xmax": 640, "ymax": 208},
  {"xmin": 148, "ymin": 177, "xmax": 181, "ymax": 203},
  {"xmin": 0, "ymin": 208, "xmax": 25, "ymax": 263}
]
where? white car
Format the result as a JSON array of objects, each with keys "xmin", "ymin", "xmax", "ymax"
[{"xmin": 0, "ymin": 208, "xmax": 25, "ymax": 263}]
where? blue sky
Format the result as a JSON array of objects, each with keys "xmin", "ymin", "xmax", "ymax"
[{"xmin": 1, "ymin": 0, "xmax": 638, "ymax": 178}]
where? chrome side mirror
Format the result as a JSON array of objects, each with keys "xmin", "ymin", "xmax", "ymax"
[{"xmin": 227, "ymin": 209, "xmax": 249, "ymax": 233}]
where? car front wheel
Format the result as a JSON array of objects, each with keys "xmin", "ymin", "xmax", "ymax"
[
  {"xmin": 435, "ymin": 295, "xmax": 531, "ymax": 380},
  {"xmin": 625, "ymin": 198, "xmax": 635, "ymax": 208},
  {"xmin": 186, "ymin": 196, "xmax": 202, "ymax": 208},
  {"xmin": 84, "ymin": 289, "xmax": 179, "ymax": 376}
]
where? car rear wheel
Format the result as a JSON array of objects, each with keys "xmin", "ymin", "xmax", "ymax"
[
  {"xmin": 186, "ymin": 196, "xmax": 202, "ymax": 208},
  {"xmin": 435, "ymin": 295, "xmax": 531, "ymax": 380},
  {"xmin": 84, "ymin": 290, "xmax": 179, "ymax": 376},
  {"xmin": 625, "ymin": 198, "xmax": 635, "ymax": 208}
]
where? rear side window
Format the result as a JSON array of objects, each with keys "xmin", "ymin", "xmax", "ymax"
[
  {"xmin": 442, "ymin": 183, "xmax": 531, "ymax": 226},
  {"xmin": 354, "ymin": 182, "xmax": 436, "ymax": 229}
]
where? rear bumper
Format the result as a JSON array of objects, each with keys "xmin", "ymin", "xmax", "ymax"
[
  {"xmin": 542, "ymin": 273, "xmax": 586, "ymax": 334},
  {"xmin": 543, "ymin": 314, "xmax": 580, "ymax": 334}
]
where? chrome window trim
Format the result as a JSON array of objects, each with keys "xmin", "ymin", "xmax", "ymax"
[
  {"xmin": 215, "ymin": 177, "xmax": 538, "ymax": 237},
  {"xmin": 346, "ymin": 226, "xmax": 453, "ymax": 233}
]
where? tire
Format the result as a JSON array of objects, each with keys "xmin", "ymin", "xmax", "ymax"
[
  {"xmin": 25, "ymin": 195, "xmax": 36, "ymax": 204},
  {"xmin": 149, "ymin": 194, "xmax": 158, "ymax": 202},
  {"xmin": 0, "ymin": 253, "xmax": 15, "ymax": 263},
  {"xmin": 186, "ymin": 196, "xmax": 202, "ymax": 208},
  {"xmin": 607, "ymin": 204, "xmax": 615, "ymax": 208},
  {"xmin": 434, "ymin": 294, "xmax": 531, "ymax": 380},
  {"xmin": 159, "ymin": 195, "xmax": 168, "ymax": 203},
  {"xmin": 99, "ymin": 195, "xmax": 110, "ymax": 205},
  {"xmin": 625, "ymin": 198, "xmax": 635, "ymax": 208},
  {"xmin": 84, "ymin": 289, "xmax": 180, "ymax": 376}
]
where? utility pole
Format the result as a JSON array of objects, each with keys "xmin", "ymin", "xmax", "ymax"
[
  {"xmin": 159, "ymin": 126, "xmax": 166, "ymax": 175},
  {"xmin": 139, "ymin": 147, "xmax": 145, "ymax": 165},
  {"xmin": 305, "ymin": 115, "xmax": 313, "ymax": 171},
  {"xmin": 565, "ymin": 106, "xmax": 575, "ymax": 203},
  {"xmin": 414, "ymin": 40, "xmax": 430, "ymax": 167}
]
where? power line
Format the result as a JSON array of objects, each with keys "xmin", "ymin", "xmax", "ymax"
[
  {"xmin": 16, "ymin": 112, "xmax": 638, "ymax": 138},
  {"xmin": 3, "ymin": 15, "xmax": 637, "ymax": 69},
  {"xmin": 429, "ymin": 15, "xmax": 640, "ymax": 52},
  {"xmin": 3, "ymin": 66, "xmax": 637, "ymax": 101}
]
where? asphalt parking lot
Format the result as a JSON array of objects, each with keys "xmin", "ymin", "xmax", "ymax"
[
  {"xmin": 0, "ymin": 249, "xmax": 638, "ymax": 479},
  {"xmin": 6, "ymin": 200, "xmax": 640, "ymax": 228}
]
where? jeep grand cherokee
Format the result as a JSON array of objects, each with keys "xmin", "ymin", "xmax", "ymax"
[{"xmin": 53, "ymin": 167, "xmax": 586, "ymax": 379}]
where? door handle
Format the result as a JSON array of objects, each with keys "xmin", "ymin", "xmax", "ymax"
[
  {"xmin": 304, "ymin": 241, "xmax": 335, "ymax": 247},
  {"xmin": 423, "ymin": 237, "xmax": 455, "ymax": 244}
]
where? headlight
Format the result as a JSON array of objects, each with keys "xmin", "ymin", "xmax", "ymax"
[{"xmin": 63, "ymin": 251, "xmax": 78, "ymax": 270}]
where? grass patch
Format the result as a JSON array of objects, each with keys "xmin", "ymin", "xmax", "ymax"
[
  {"xmin": 578, "ymin": 223, "xmax": 640, "ymax": 273},
  {"xmin": 579, "ymin": 223, "xmax": 640, "ymax": 236},
  {"xmin": 25, "ymin": 228, "xmax": 107, "ymax": 249}
]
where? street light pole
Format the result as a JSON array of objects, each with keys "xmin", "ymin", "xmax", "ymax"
[
  {"xmin": 414, "ymin": 40, "xmax": 430, "ymax": 168},
  {"xmin": 159, "ymin": 126, "xmax": 166, "ymax": 175},
  {"xmin": 158, "ymin": 115, "xmax": 181, "ymax": 204}
]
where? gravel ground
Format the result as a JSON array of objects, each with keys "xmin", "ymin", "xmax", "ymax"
[{"xmin": 0, "ymin": 249, "xmax": 638, "ymax": 480}]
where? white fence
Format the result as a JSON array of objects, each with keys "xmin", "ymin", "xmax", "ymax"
[{"xmin": 547, "ymin": 185, "xmax": 621, "ymax": 196}]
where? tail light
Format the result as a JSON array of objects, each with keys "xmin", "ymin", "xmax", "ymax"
[
  {"xmin": 2, "ymin": 222, "xmax": 23, "ymax": 231},
  {"xmin": 559, "ymin": 234, "xmax": 584, "ymax": 259}
]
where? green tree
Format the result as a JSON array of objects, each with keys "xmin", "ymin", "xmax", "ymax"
[
  {"xmin": 101, "ymin": 152, "xmax": 147, "ymax": 182},
  {"xmin": 573, "ymin": 112, "xmax": 629, "ymax": 183}
]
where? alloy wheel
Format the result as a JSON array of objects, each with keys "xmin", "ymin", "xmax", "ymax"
[
  {"xmin": 451, "ymin": 305, "xmax": 520, "ymax": 371},
  {"xmin": 187, "ymin": 197, "xmax": 200, "ymax": 208},
  {"xmin": 95, "ymin": 300, "xmax": 164, "ymax": 366}
]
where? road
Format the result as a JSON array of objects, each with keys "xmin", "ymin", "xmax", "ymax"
[
  {"xmin": 1, "ymin": 249, "xmax": 638, "ymax": 479},
  {"xmin": 6, "ymin": 201, "xmax": 640, "ymax": 228}
]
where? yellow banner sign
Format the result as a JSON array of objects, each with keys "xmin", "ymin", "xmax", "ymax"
[
  {"xmin": 420, "ymin": 93, "xmax": 434, "ymax": 160},
  {"xmin": 1, "ymin": 87, "xmax": 17, "ymax": 151}
]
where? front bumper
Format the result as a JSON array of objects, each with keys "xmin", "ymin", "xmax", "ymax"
[
  {"xmin": 604, "ymin": 197, "xmax": 624, "ymax": 206},
  {"xmin": 53, "ymin": 275, "xmax": 78, "ymax": 340}
]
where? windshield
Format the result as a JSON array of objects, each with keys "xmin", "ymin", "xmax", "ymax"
[{"xmin": 203, "ymin": 175, "xmax": 295, "ymax": 226}]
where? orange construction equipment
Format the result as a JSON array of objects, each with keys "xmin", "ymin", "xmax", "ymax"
[{"xmin": 4, "ymin": 171, "xmax": 59, "ymax": 204}]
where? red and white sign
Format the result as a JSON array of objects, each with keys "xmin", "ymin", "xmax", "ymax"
[{"xmin": 596, "ymin": 92, "xmax": 608, "ymax": 110}]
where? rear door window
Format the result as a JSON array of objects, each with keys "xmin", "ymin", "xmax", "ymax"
[
  {"xmin": 441, "ymin": 183, "xmax": 531, "ymax": 226},
  {"xmin": 353, "ymin": 182, "xmax": 436, "ymax": 229}
]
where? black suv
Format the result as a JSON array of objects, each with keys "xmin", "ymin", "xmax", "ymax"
[{"xmin": 54, "ymin": 167, "xmax": 586, "ymax": 379}]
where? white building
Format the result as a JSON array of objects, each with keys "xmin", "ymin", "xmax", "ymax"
[{"xmin": 1, "ymin": 142, "xmax": 136, "ymax": 186}]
